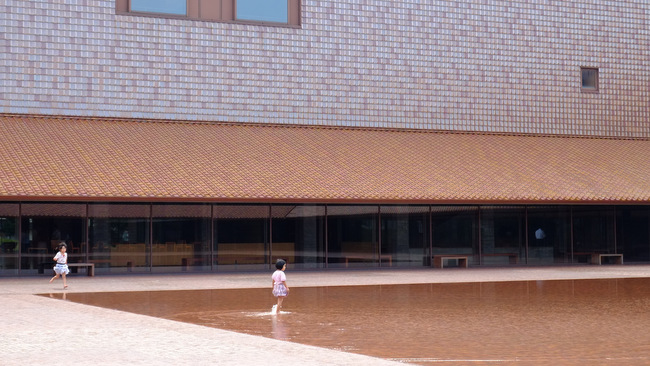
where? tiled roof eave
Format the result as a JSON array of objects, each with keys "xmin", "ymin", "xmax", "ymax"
[
  {"xmin": 3, "ymin": 195, "xmax": 649, "ymax": 205},
  {"xmin": 2, "ymin": 114, "xmax": 650, "ymax": 204}
]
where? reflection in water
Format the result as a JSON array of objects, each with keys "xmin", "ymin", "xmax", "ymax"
[
  {"xmin": 271, "ymin": 315, "xmax": 288, "ymax": 341},
  {"xmin": 46, "ymin": 279, "xmax": 650, "ymax": 365}
]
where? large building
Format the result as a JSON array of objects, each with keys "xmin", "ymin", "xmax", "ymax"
[{"xmin": 1, "ymin": 0, "xmax": 649, "ymax": 275}]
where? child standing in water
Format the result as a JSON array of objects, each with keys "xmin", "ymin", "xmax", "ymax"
[
  {"xmin": 272, "ymin": 259, "xmax": 289, "ymax": 314},
  {"xmin": 49, "ymin": 242, "xmax": 69, "ymax": 289}
]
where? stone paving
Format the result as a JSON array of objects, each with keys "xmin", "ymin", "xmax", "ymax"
[{"xmin": 5, "ymin": 265, "xmax": 650, "ymax": 365}]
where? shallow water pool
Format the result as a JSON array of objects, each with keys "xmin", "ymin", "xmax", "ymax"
[{"xmin": 46, "ymin": 278, "xmax": 650, "ymax": 365}]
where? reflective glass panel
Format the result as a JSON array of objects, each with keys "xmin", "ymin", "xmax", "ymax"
[
  {"xmin": 272, "ymin": 205, "xmax": 325, "ymax": 269},
  {"xmin": 88, "ymin": 204, "xmax": 150, "ymax": 274},
  {"xmin": 214, "ymin": 205, "xmax": 269, "ymax": 271},
  {"xmin": 152, "ymin": 204, "xmax": 211, "ymax": 273},
  {"xmin": 327, "ymin": 206, "xmax": 378, "ymax": 268},
  {"xmin": 480, "ymin": 206, "xmax": 525, "ymax": 265},
  {"xmin": 0, "ymin": 203, "xmax": 19, "ymax": 275},
  {"xmin": 20, "ymin": 203, "xmax": 86, "ymax": 275},
  {"xmin": 527, "ymin": 206, "xmax": 571, "ymax": 264},
  {"xmin": 131, "ymin": 0, "xmax": 187, "ymax": 15},
  {"xmin": 236, "ymin": 0, "xmax": 288, "ymax": 23},
  {"xmin": 380, "ymin": 206, "xmax": 429, "ymax": 268},
  {"xmin": 572, "ymin": 206, "xmax": 615, "ymax": 263},
  {"xmin": 616, "ymin": 206, "xmax": 650, "ymax": 262},
  {"xmin": 432, "ymin": 206, "xmax": 479, "ymax": 266}
]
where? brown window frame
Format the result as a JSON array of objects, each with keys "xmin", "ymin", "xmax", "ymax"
[
  {"xmin": 580, "ymin": 67, "xmax": 599, "ymax": 93},
  {"xmin": 116, "ymin": 0, "xmax": 301, "ymax": 27}
]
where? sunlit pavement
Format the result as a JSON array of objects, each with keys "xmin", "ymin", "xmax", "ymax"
[{"xmin": 5, "ymin": 266, "xmax": 650, "ymax": 365}]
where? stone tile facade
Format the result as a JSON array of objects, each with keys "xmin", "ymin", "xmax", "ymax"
[{"xmin": 1, "ymin": 0, "xmax": 648, "ymax": 137}]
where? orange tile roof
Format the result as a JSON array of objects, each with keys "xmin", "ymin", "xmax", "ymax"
[{"xmin": 1, "ymin": 114, "xmax": 649, "ymax": 204}]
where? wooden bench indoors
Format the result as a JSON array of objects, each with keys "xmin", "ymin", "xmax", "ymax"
[
  {"xmin": 341, "ymin": 241, "xmax": 392, "ymax": 267},
  {"xmin": 591, "ymin": 253, "xmax": 623, "ymax": 265},
  {"xmin": 433, "ymin": 255, "xmax": 469, "ymax": 269},
  {"xmin": 483, "ymin": 253, "xmax": 519, "ymax": 264},
  {"xmin": 344, "ymin": 254, "xmax": 393, "ymax": 267},
  {"xmin": 67, "ymin": 263, "xmax": 95, "ymax": 276}
]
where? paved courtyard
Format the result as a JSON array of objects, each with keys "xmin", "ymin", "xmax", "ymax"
[{"xmin": 5, "ymin": 265, "xmax": 650, "ymax": 365}]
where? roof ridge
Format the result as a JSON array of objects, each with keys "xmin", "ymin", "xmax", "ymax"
[{"xmin": 1, "ymin": 112, "xmax": 648, "ymax": 142}]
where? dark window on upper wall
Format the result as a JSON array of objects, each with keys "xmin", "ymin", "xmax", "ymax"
[
  {"xmin": 116, "ymin": 0, "xmax": 300, "ymax": 26},
  {"xmin": 581, "ymin": 67, "xmax": 599, "ymax": 92}
]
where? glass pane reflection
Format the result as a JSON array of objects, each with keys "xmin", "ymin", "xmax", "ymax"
[
  {"xmin": 527, "ymin": 206, "xmax": 571, "ymax": 264},
  {"xmin": 617, "ymin": 206, "xmax": 650, "ymax": 262},
  {"xmin": 131, "ymin": 0, "xmax": 187, "ymax": 15},
  {"xmin": 0, "ymin": 204, "xmax": 19, "ymax": 274},
  {"xmin": 481, "ymin": 206, "xmax": 525, "ymax": 265},
  {"xmin": 572, "ymin": 206, "xmax": 615, "ymax": 263},
  {"xmin": 327, "ymin": 206, "xmax": 378, "ymax": 268},
  {"xmin": 432, "ymin": 206, "xmax": 478, "ymax": 265},
  {"xmin": 21, "ymin": 203, "xmax": 85, "ymax": 275},
  {"xmin": 236, "ymin": 0, "xmax": 288, "ymax": 23},
  {"xmin": 380, "ymin": 206, "xmax": 429, "ymax": 267},
  {"xmin": 152, "ymin": 204, "xmax": 211, "ymax": 273},
  {"xmin": 88, "ymin": 204, "xmax": 150, "ymax": 274},
  {"xmin": 271, "ymin": 205, "xmax": 325, "ymax": 269},
  {"xmin": 214, "ymin": 205, "xmax": 269, "ymax": 270}
]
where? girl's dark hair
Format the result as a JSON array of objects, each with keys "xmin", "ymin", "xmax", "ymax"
[
  {"xmin": 58, "ymin": 242, "xmax": 67, "ymax": 250},
  {"xmin": 275, "ymin": 259, "xmax": 286, "ymax": 270}
]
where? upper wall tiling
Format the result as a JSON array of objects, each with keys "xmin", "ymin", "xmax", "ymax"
[{"xmin": 1, "ymin": 0, "xmax": 649, "ymax": 137}]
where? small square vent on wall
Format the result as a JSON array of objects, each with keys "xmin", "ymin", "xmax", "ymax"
[{"xmin": 581, "ymin": 67, "xmax": 599, "ymax": 92}]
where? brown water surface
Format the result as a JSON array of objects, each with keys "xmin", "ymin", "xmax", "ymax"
[{"xmin": 46, "ymin": 278, "xmax": 650, "ymax": 365}]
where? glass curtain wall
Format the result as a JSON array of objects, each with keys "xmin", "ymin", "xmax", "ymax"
[
  {"xmin": 151, "ymin": 204, "xmax": 211, "ymax": 273},
  {"xmin": 572, "ymin": 206, "xmax": 615, "ymax": 263},
  {"xmin": 214, "ymin": 205, "xmax": 269, "ymax": 271},
  {"xmin": 0, "ymin": 203, "xmax": 19, "ymax": 275},
  {"xmin": 616, "ymin": 206, "xmax": 650, "ymax": 263},
  {"xmin": 480, "ymin": 206, "xmax": 525, "ymax": 265},
  {"xmin": 526, "ymin": 206, "xmax": 571, "ymax": 264},
  {"xmin": 327, "ymin": 205, "xmax": 379, "ymax": 268},
  {"xmin": 271, "ymin": 205, "xmax": 325, "ymax": 269},
  {"xmin": 20, "ymin": 203, "xmax": 86, "ymax": 275},
  {"xmin": 432, "ymin": 206, "xmax": 479, "ymax": 266},
  {"xmin": 380, "ymin": 205, "xmax": 429, "ymax": 267},
  {"xmin": 88, "ymin": 203, "xmax": 150, "ymax": 274},
  {"xmin": 6, "ymin": 202, "xmax": 650, "ymax": 275}
]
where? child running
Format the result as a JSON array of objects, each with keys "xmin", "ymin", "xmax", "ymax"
[
  {"xmin": 49, "ymin": 242, "xmax": 69, "ymax": 289},
  {"xmin": 271, "ymin": 259, "xmax": 289, "ymax": 314}
]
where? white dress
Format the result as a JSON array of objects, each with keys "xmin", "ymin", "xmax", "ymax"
[
  {"xmin": 53, "ymin": 252, "xmax": 70, "ymax": 275},
  {"xmin": 272, "ymin": 270, "xmax": 288, "ymax": 297}
]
